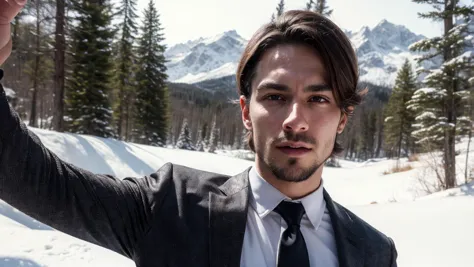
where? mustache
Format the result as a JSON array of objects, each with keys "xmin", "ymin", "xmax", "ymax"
[{"xmin": 274, "ymin": 131, "xmax": 316, "ymax": 145}]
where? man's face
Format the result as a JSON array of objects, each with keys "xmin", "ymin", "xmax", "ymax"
[{"xmin": 240, "ymin": 44, "xmax": 348, "ymax": 183}]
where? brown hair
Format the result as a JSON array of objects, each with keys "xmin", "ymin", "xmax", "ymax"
[{"xmin": 236, "ymin": 10, "xmax": 366, "ymax": 156}]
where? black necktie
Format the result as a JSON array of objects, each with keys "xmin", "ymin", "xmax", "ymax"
[{"xmin": 274, "ymin": 201, "xmax": 310, "ymax": 267}]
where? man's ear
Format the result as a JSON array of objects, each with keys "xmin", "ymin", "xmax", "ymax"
[
  {"xmin": 337, "ymin": 107, "xmax": 353, "ymax": 134},
  {"xmin": 240, "ymin": 96, "xmax": 252, "ymax": 130}
]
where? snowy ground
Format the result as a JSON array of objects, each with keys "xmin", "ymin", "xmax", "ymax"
[{"xmin": 0, "ymin": 127, "xmax": 473, "ymax": 267}]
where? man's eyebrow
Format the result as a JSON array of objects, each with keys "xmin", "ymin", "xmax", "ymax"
[
  {"xmin": 256, "ymin": 82, "xmax": 331, "ymax": 93},
  {"xmin": 304, "ymin": 84, "xmax": 331, "ymax": 92},
  {"xmin": 256, "ymin": 82, "xmax": 290, "ymax": 92}
]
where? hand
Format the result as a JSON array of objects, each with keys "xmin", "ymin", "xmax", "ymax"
[{"xmin": 0, "ymin": 0, "xmax": 27, "ymax": 65}]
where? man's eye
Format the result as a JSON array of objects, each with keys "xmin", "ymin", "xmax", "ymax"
[
  {"xmin": 266, "ymin": 95, "xmax": 284, "ymax": 101},
  {"xmin": 310, "ymin": 96, "xmax": 328, "ymax": 103}
]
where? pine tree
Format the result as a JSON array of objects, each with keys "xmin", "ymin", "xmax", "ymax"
[
  {"xmin": 134, "ymin": 0, "xmax": 170, "ymax": 146},
  {"xmin": 384, "ymin": 59, "xmax": 417, "ymax": 158},
  {"xmin": 314, "ymin": 0, "xmax": 333, "ymax": 17},
  {"xmin": 113, "ymin": 0, "xmax": 139, "ymax": 140},
  {"xmin": 23, "ymin": 0, "xmax": 54, "ymax": 128},
  {"xmin": 66, "ymin": 0, "xmax": 116, "ymax": 138},
  {"xmin": 195, "ymin": 128, "xmax": 205, "ymax": 152},
  {"xmin": 240, "ymin": 128, "xmax": 248, "ymax": 150},
  {"xmin": 176, "ymin": 119, "xmax": 194, "ymax": 150},
  {"xmin": 51, "ymin": 0, "xmax": 66, "ymax": 132},
  {"xmin": 208, "ymin": 116, "xmax": 219, "ymax": 153},
  {"xmin": 232, "ymin": 126, "xmax": 242, "ymax": 150},
  {"xmin": 458, "ymin": 15, "xmax": 474, "ymax": 183},
  {"xmin": 306, "ymin": 0, "xmax": 314, "ymax": 11},
  {"xmin": 195, "ymin": 124, "xmax": 206, "ymax": 152},
  {"xmin": 409, "ymin": 0, "xmax": 474, "ymax": 188},
  {"xmin": 277, "ymin": 0, "xmax": 285, "ymax": 16},
  {"xmin": 365, "ymin": 110, "xmax": 377, "ymax": 159}
]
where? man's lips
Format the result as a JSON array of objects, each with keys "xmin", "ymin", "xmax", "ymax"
[
  {"xmin": 276, "ymin": 142, "xmax": 312, "ymax": 149},
  {"xmin": 276, "ymin": 142, "xmax": 312, "ymax": 157}
]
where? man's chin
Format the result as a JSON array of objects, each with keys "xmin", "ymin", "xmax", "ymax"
[{"xmin": 267, "ymin": 160, "xmax": 321, "ymax": 183}]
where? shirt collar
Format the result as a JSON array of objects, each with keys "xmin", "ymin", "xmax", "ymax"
[{"xmin": 248, "ymin": 166, "xmax": 326, "ymax": 229}]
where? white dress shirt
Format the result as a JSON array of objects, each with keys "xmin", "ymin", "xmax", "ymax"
[{"xmin": 240, "ymin": 166, "xmax": 339, "ymax": 267}]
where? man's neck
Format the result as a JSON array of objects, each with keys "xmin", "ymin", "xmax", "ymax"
[{"xmin": 254, "ymin": 160, "xmax": 323, "ymax": 200}]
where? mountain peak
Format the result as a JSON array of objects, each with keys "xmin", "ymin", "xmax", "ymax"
[
  {"xmin": 165, "ymin": 20, "xmax": 431, "ymax": 86},
  {"xmin": 371, "ymin": 19, "xmax": 398, "ymax": 31},
  {"xmin": 201, "ymin": 30, "xmax": 245, "ymax": 46},
  {"xmin": 224, "ymin": 29, "xmax": 239, "ymax": 37}
]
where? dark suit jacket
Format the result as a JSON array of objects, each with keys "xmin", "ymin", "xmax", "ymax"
[{"xmin": 0, "ymin": 79, "xmax": 397, "ymax": 267}]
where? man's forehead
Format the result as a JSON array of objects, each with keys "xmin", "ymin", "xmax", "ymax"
[
  {"xmin": 259, "ymin": 44, "xmax": 324, "ymax": 68},
  {"xmin": 252, "ymin": 44, "xmax": 327, "ymax": 89}
]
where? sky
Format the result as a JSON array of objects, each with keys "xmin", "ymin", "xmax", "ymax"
[{"xmin": 134, "ymin": 0, "xmax": 472, "ymax": 46}]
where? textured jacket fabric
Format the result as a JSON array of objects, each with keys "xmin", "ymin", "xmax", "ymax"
[{"xmin": 0, "ymin": 77, "xmax": 397, "ymax": 267}]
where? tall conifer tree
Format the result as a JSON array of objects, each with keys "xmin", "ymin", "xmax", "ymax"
[
  {"xmin": 176, "ymin": 119, "xmax": 194, "ymax": 150},
  {"xmin": 409, "ymin": 0, "xmax": 473, "ymax": 188},
  {"xmin": 208, "ymin": 116, "xmax": 218, "ymax": 153},
  {"xmin": 113, "ymin": 0, "xmax": 139, "ymax": 140},
  {"xmin": 271, "ymin": 0, "xmax": 284, "ymax": 22},
  {"xmin": 384, "ymin": 59, "xmax": 417, "ymax": 158},
  {"xmin": 66, "ymin": 0, "xmax": 115, "ymax": 137},
  {"xmin": 276, "ymin": 0, "xmax": 285, "ymax": 17},
  {"xmin": 314, "ymin": 0, "xmax": 333, "ymax": 16},
  {"xmin": 134, "ymin": 0, "xmax": 170, "ymax": 146}
]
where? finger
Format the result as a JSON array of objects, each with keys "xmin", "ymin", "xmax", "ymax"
[
  {"xmin": 0, "ymin": 37, "xmax": 12, "ymax": 66},
  {"xmin": 0, "ymin": 23, "xmax": 11, "ymax": 54},
  {"xmin": 13, "ymin": 0, "xmax": 28, "ymax": 5},
  {"xmin": 0, "ymin": 0, "xmax": 27, "ymax": 25}
]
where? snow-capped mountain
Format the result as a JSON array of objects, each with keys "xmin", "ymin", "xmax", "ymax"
[
  {"xmin": 349, "ymin": 19, "xmax": 428, "ymax": 85},
  {"xmin": 165, "ymin": 20, "xmax": 429, "ymax": 85},
  {"xmin": 165, "ymin": 30, "xmax": 246, "ymax": 83}
]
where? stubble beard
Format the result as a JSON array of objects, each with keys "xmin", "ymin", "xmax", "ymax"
[
  {"xmin": 257, "ymin": 143, "xmax": 329, "ymax": 183},
  {"xmin": 266, "ymin": 156, "xmax": 323, "ymax": 183}
]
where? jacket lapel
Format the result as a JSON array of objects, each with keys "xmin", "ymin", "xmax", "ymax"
[
  {"xmin": 324, "ymin": 190, "xmax": 365, "ymax": 267},
  {"xmin": 209, "ymin": 168, "xmax": 250, "ymax": 267}
]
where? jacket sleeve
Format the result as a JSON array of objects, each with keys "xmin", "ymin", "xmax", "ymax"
[
  {"xmin": 0, "ymin": 72, "xmax": 171, "ymax": 259},
  {"xmin": 389, "ymin": 237, "xmax": 398, "ymax": 267}
]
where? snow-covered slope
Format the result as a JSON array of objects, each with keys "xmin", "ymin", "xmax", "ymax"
[
  {"xmin": 166, "ymin": 20, "xmax": 430, "ymax": 85},
  {"xmin": 0, "ymin": 127, "xmax": 473, "ymax": 266}
]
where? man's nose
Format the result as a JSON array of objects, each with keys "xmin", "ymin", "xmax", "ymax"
[{"xmin": 282, "ymin": 103, "xmax": 309, "ymax": 133}]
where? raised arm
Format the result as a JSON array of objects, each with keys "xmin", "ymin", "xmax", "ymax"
[
  {"xmin": 0, "ymin": 1, "xmax": 170, "ymax": 257},
  {"xmin": 0, "ymin": 75, "xmax": 172, "ymax": 258}
]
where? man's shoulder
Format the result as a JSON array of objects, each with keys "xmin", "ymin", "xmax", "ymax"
[
  {"xmin": 333, "ymin": 201, "xmax": 395, "ymax": 248},
  {"xmin": 154, "ymin": 162, "xmax": 234, "ymax": 189}
]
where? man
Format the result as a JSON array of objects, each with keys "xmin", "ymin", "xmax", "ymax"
[{"xmin": 0, "ymin": 1, "xmax": 397, "ymax": 266}]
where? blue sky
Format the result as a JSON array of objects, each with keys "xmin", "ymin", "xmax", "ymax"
[{"xmin": 135, "ymin": 0, "xmax": 472, "ymax": 46}]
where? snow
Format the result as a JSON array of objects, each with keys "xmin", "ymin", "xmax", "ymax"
[
  {"xmin": 174, "ymin": 62, "xmax": 238, "ymax": 84},
  {"xmin": 3, "ymin": 87, "xmax": 15, "ymax": 98},
  {"xmin": 202, "ymin": 30, "xmax": 246, "ymax": 46},
  {"xmin": 444, "ymin": 51, "xmax": 473, "ymax": 67},
  {"xmin": 0, "ymin": 128, "xmax": 473, "ymax": 266},
  {"xmin": 415, "ymin": 111, "xmax": 436, "ymax": 120},
  {"xmin": 414, "ymin": 87, "xmax": 437, "ymax": 95},
  {"xmin": 166, "ymin": 31, "xmax": 245, "ymax": 83},
  {"xmin": 408, "ymin": 39, "xmax": 426, "ymax": 51}
]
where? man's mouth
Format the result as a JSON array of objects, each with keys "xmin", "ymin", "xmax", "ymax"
[{"xmin": 276, "ymin": 142, "xmax": 312, "ymax": 157}]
